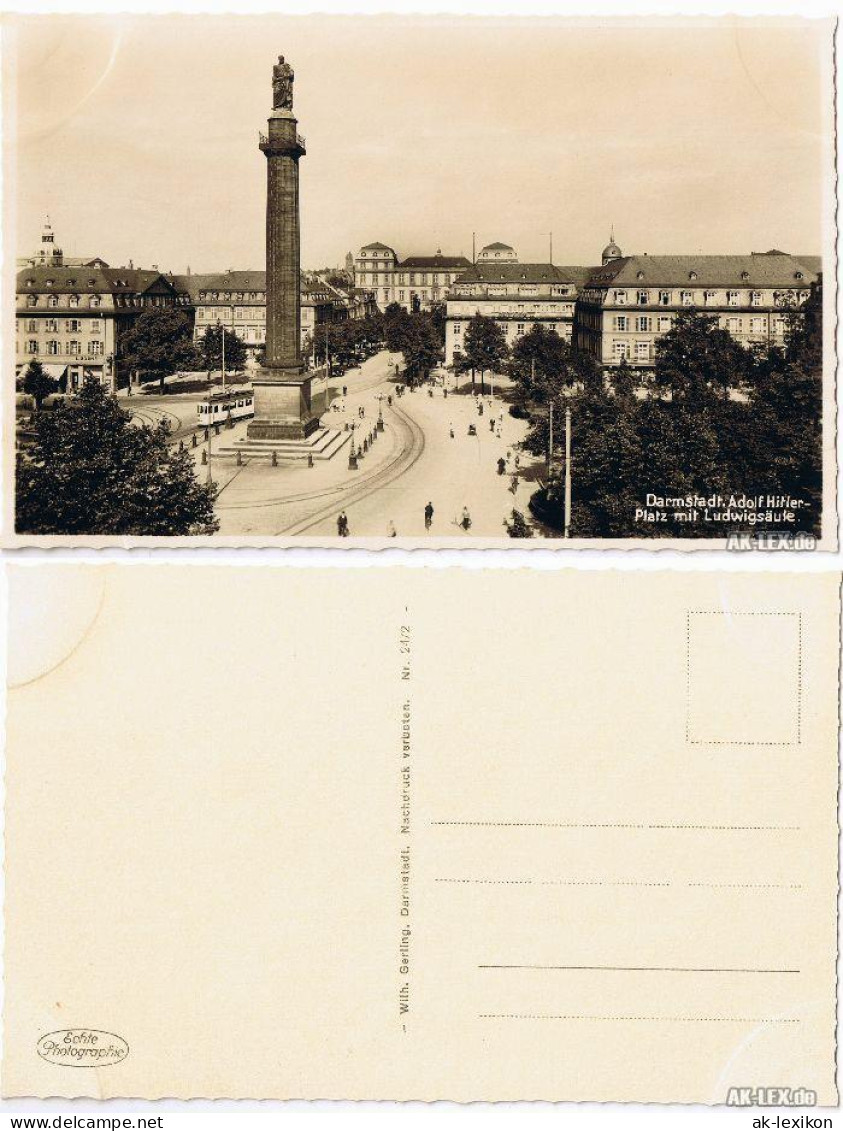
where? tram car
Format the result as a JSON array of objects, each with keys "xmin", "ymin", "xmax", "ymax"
[{"xmin": 197, "ymin": 389, "xmax": 254, "ymax": 426}]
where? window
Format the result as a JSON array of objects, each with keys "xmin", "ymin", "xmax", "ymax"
[
  {"xmin": 66, "ymin": 319, "xmax": 81, "ymax": 332},
  {"xmin": 658, "ymin": 291, "xmax": 670, "ymax": 305},
  {"xmin": 636, "ymin": 290, "xmax": 649, "ymax": 305},
  {"xmin": 198, "ymin": 309, "xmax": 204, "ymax": 320},
  {"xmin": 27, "ymin": 340, "xmax": 38, "ymax": 354},
  {"xmin": 614, "ymin": 290, "xmax": 627, "ymax": 305},
  {"xmin": 614, "ymin": 340, "xmax": 630, "ymax": 359},
  {"xmin": 657, "ymin": 316, "xmax": 672, "ymax": 332},
  {"xmin": 68, "ymin": 340, "xmax": 81, "ymax": 356},
  {"xmin": 750, "ymin": 291, "xmax": 762, "ymax": 307},
  {"xmin": 727, "ymin": 291, "xmax": 739, "ymax": 306},
  {"xmin": 90, "ymin": 320, "xmax": 101, "ymax": 334},
  {"xmin": 635, "ymin": 340, "xmax": 650, "ymax": 361},
  {"xmin": 89, "ymin": 295, "xmax": 101, "ymax": 307},
  {"xmin": 47, "ymin": 340, "xmax": 59, "ymax": 355},
  {"xmin": 48, "ymin": 295, "xmax": 58, "ymax": 308},
  {"xmin": 614, "ymin": 315, "xmax": 628, "ymax": 331},
  {"xmin": 750, "ymin": 317, "xmax": 766, "ymax": 336},
  {"xmin": 453, "ymin": 323, "xmax": 461, "ymax": 335},
  {"xmin": 26, "ymin": 295, "xmax": 38, "ymax": 308},
  {"xmin": 398, "ymin": 291, "xmax": 405, "ymax": 302},
  {"xmin": 726, "ymin": 317, "xmax": 742, "ymax": 333},
  {"xmin": 635, "ymin": 315, "xmax": 651, "ymax": 332},
  {"xmin": 68, "ymin": 295, "xmax": 80, "ymax": 308},
  {"xmin": 26, "ymin": 319, "xmax": 38, "ymax": 332},
  {"xmin": 516, "ymin": 323, "xmax": 525, "ymax": 335},
  {"xmin": 703, "ymin": 291, "xmax": 716, "ymax": 306},
  {"xmin": 680, "ymin": 291, "xmax": 693, "ymax": 306},
  {"xmin": 88, "ymin": 341, "xmax": 103, "ymax": 357}
]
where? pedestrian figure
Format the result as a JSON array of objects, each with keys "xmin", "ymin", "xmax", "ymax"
[
  {"xmin": 387, "ymin": 520, "xmax": 397, "ymax": 538},
  {"xmin": 497, "ymin": 457, "xmax": 506, "ymax": 476},
  {"xmin": 424, "ymin": 501, "xmax": 434, "ymax": 531},
  {"xmin": 514, "ymin": 453, "xmax": 521, "ymax": 470},
  {"xmin": 449, "ymin": 422, "xmax": 454, "ymax": 439},
  {"xmin": 461, "ymin": 506, "xmax": 472, "ymax": 531},
  {"xmin": 443, "ymin": 388, "xmax": 448, "ymax": 399},
  {"xmin": 343, "ymin": 385, "xmax": 347, "ymax": 397},
  {"xmin": 478, "ymin": 402, "xmax": 483, "ymax": 416},
  {"xmin": 490, "ymin": 419, "xmax": 496, "ymax": 433},
  {"xmin": 337, "ymin": 511, "xmax": 349, "ymax": 537},
  {"xmin": 388, "ymin": 395, "xmax": 393, "ymax": 406}
]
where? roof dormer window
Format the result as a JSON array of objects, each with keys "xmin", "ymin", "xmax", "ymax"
[
  {"xmin": 636, "ymin": 271, "xmax": 645, "ymax": 280},
  {"xmin": 689, "ymin": 271, "xmax": 698, "ymax": 280},
  {"xmin": 795, "ymin": 271, "xmax": 804, "ymax": 280}
]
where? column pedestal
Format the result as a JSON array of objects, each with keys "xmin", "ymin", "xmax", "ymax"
[{"xmin": 248, "ymin": 367, "xmax": 320, "ymax": 440}]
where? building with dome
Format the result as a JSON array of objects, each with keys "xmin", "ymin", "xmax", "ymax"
[
  {"xmin": 576, "ymin": 251, "xmax": 820, "ymax": 368},
  {"xmin": 601, "ymin": 231, "xmax": 623, "ymax": 265},
  {"xmin": 16, "ymin": 218, "xmax": 109, "ymax": 271},
  {"xmin": 353, "ymin": 241, "xmax": 471, "ymax": 312}
]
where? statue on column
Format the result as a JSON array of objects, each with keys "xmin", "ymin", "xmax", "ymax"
[{"xmin": 272, "ymin": 55, "xmax": 294, "ymax": 111}]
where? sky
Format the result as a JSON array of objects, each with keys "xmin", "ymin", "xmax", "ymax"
[{"xmin": 8, "ymin": 14, "xmax": 832, "ymax": 274}]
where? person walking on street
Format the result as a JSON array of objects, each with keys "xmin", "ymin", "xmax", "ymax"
[
  {"xmin": 424, "ymin": 501, "xmax": 434, "ymax": 531},
  {"xmin": 387, "ymin": 520, "xmax": 397, "ymax": 538},
  {"xmin": 461, "ymin": 506, "xmax": 472, "ymax": 532},
  {"xmin": 449, "ymin": 422, "xmax": 454, "ymax": 439},
  {"xmin": 337, "ymin": 511, "xmax": 349, "ymax": 537}
]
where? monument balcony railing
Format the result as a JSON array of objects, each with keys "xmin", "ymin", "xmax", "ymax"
[{"xmin": 258, "ymin": 131, "xmax": 307, "ymax": 153}]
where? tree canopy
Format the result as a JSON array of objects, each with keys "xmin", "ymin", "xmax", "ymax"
[
  {"xmin": 199, "ymin": 324, "xmax": 248, "ymax": 376},
  {"xmin": 530, "ymin": 283, "xmax": 823, "ymax": 539},
  {"xmin": 118, "ymin": 308, "xmax": 199, "ymax": 392},
  {"xmin": 16, "ymin": 379, "xmax": 218, "ymax": 536},
  {"xmin": 21, "ymin": 360, "xmax": 59, "ymax": 409},
  {"xmin": 459, "ymin": 314, "xmax": 508, "ymax": 391}
]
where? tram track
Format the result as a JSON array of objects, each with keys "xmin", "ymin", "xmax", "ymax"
[
  {"xmin": 275, "ymin": 401, "xmax": 426, "ymax": 535},
  {"xmin": 130, "ymin": 403, "xmax": 188, "ymax": 437},
  {"xmin": 214, "ymin": 399, "xmax": 424, "ymax": 532}
]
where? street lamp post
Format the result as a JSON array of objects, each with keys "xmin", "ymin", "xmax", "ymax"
[{"xmin": 564, "ymin": 406, "xmax": 572, "ymax": 539}]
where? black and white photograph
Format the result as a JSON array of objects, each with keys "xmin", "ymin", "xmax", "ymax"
[{"xmin": 6, "ymin": 14, "xmax": 836, "ymax": 543}]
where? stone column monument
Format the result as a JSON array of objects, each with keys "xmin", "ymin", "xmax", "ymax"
[{"xmin": 248, "ymin": 55, "xmax": 319, "ymax": 440}]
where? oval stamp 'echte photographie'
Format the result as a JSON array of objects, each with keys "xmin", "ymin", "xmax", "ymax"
[{"xmin": 36, "ymin": 1029, "xmax": 129, "ymax": 1068}]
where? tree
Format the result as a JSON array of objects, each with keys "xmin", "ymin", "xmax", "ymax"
[
  {"xmin": 529, "ymin": 291, "xmax": 824, "ymax": 539},
  {"xmin": 199, "ymin": 325, "xmax": 248, "ymax": 379},
  {"xmin": 118, "ymin": 308, "xmax": 199, "ymax": 393},
  {"xmin": 383, "ymin": 303, "xmax": 414, "ymax": 354},
  {"xmin": 16, "ymin": 379, "xmax": 218, "ymax": 535},
  {"xmin": 22, "ymin": 360, "xmax": 58, "ymax": 409},
  {"xmin": 400, "ymin": 317, "xmax": 442, "ymax": 386},
  {"xmin": 508, "ymin": 324, "xmax": 571, "ymax": 406},
  {"xmin": 653, "ymin": 309, "xmax": 752, "ymax": 406},
  {"xmin": 461, "ymin": 314, "xmax": 508, "ymax": 393}
]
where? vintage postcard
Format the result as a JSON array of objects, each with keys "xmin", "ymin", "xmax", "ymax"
[
  {"xmin": 4, "ymin": 564, "xmax": 839, "ymax": 1101},
  {"xmin": 3, "ymin": 14, "xmax": 837, "ymax": 547}
]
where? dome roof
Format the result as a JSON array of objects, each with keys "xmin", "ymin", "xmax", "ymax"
[{"xmin": 602, "ymin": 240, "xmax": 622, "ymax": 260}]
